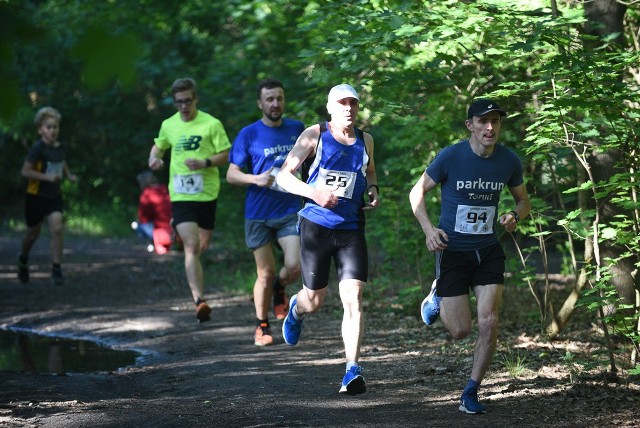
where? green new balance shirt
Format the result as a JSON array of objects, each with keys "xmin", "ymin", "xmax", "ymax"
[{"xmin": 154, "ymin": 111, "xmax": 231, "ymax": 202}]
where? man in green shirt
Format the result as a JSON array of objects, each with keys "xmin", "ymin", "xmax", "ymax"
[{"xmin": 149, "ymin": 77, "xmax": 231, "ymax": 322}]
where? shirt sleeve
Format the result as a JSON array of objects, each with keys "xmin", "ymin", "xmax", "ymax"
[
  {"xmin": 210, "ymin": 119, "xmax": 231, "ymax": 153},
  {"xmin": 26, "ymin": 141, "xmax": 44, "ymax": 164},
  {"xmin": 507, "ymin": 153, "xmax": 524, "ymax": 188},
  {"xmin": 228, "ymin": 128, "xmax": 249, "ymax": 168},
  {"xmin": 154, "ymin": 122, "xmax": 171, "ymax": 151},
  {"xmin": 425, "ymin": 146, "xmax": 450, "ymax": 184}
]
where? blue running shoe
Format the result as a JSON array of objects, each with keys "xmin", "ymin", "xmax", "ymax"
[
  {"xmin": 420, "ymin": 280, "xmax": 441, "ymax": 325},
  {"xmin": 282, "ymin": 294, "xmax": 303, "ymax": 345},
  {"xmin": 459, "ymin": 387, "xmax": 486, "ymax": 414},
  {"xmin": 339, "ymin": 365, "xmax": 366, "ymax": 395}
]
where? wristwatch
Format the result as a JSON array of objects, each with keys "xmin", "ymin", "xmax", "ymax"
[
  {"xmin": 205, "ymin": 158, "xmax": 212, "ymax": 168},
  {"xmin": 509, "ymin": 210, "xmax": 520, "ymax": 223}
]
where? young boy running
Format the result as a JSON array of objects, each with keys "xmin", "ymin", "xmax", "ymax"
[{"xmin": 18, "ymin": 106, "xmax": 77, "ymax": 285}]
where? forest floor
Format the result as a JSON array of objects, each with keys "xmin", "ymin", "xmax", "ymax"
[{"xmin": 0, "ymin": 231, "xmax": 639, "ymax": 427}]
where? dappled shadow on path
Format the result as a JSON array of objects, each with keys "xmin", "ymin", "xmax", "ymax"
[{"xmin": 1, "ymin": 232, "xmax": 639, "ymax": 427}]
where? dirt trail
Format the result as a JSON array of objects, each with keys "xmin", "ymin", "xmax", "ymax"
[{"xmin": 1, "ymin": 232, "xmax": 638, "ymax": 427}]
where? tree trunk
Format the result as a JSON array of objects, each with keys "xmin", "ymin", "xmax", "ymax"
[
  {"xmin": 583, "ymin": 0, "xmax": 638, "ymax": 308},
  {"xmin": 546, "ymin": 0, "xmax": 636, "ymax": 338},
  {"xmin": 583, "ymin": 0, "xmax": 627, "ymax": 45}
]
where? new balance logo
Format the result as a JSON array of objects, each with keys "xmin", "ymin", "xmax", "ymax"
[{"xmin": 177, "ymin": 135, "xmax": 203, "ymax": 152}]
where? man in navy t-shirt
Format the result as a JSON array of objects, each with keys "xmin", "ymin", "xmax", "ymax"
[
  {"xmin": 227, "ymin": 78, "xmax": 304, "ymax": 346},
  {"xmin": 409, "ymin": 99, "xmax": 531, "ymax": 414}
]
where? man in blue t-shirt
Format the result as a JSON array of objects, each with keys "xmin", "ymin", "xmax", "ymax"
[
  {"xmin": 409, "ymin": 99, "xmax": 531, "ymax": 415},
  {"xmin": 227, "ymin": 78, "xmax": 304, "ymax": 347}
]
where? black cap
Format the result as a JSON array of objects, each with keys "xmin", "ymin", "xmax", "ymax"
[{"xmin": 467, "ymin": 99, "xmax": 507, "ymax": 119}]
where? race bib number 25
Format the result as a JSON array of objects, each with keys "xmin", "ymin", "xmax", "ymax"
[
  {"xmin": 317, "ymin": 168, "xmax": 357, "ymax": 199},
  {"xmin": 454, "ymin": 205, "xmax": 495, "ymax": 234}
]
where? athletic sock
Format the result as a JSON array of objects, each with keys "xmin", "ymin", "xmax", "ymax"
[
  {"xmin": 195, "ymin": 297, "xmax": 206, "ymax": 307},
  {"xmin": 257, "ymin": 319, "xmax": 270, "ymax": 328},
  {"xmin": 19, "ymin": 255, "xmax": 28, "ymax": 264},
  {"xmin": 464, "ymin": 379, "xmax": 480, "ymax": 393},
  {"xmin": 292, "ymin": 304, "xmax": 304, "ymax": 321},
  {"xmin": 346, "ymin": 361, "xmax": 358, "ymax": 372}
]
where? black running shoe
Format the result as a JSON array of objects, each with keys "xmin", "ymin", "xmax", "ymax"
[
  {"xmin": 17, "ymin": 254, "xmax": 29, "ymax": 284},
  {"xmin": 51, "ymin": 266, "xmax": 64, "ymax": 285}
]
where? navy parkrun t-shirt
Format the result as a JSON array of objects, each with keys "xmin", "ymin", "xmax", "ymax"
[
  {"xmin": 426, "ymin": 139, "xmax": 524, "ymax": 251},
  {"xmin": 229, "ymin": 118, "xmax": 305, "ymax": 220}
]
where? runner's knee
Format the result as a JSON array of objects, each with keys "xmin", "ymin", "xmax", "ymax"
[
  {"xmin": 256, "ymin": 266, "xmax": 276, "ymax": 284},
  {"xmin": 442, "ymin": 314, "xmax": 472, "ymax": 339},
  {"xmin": 283, "ymin": 263, "xmax": 301, "ymax": 283},
  {"xmin": 339, "ymin": 280, "xmax": 364, "ymax": 307},
  {"xmin": 477, "ymin": 312, "xmax": 499, "ymax": 336}
]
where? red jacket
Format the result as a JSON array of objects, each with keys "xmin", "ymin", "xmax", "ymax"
[{"xmin": 138, "ymin": 184, "xmax": 172, "ymax": 231}]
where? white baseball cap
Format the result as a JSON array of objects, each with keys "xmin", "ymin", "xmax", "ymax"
[{"xmin": 327, "ymin": 84, "xmax": 359, "ymax": 104}]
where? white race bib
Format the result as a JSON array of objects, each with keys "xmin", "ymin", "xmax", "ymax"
[
  {"xmin": 173, "ymin": 173, "xmax": 204, "ymax": 194},
  {"xmin": 454, "ymin": 205, "xmax": 495, "ymax": 234},
  {"xmin": 316, "ymin": 168, "xmax": 357, "ymax": 199},
  {"xmin": 46, "ymin": 161, "xmax": 64, "ymax": 179},
  {"xmin": 269, "ymin": 167, "xmax": 287, "ymax": 193}
]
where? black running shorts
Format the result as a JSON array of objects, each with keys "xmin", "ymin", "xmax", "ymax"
[
  {"xmin": 435, "ymin": 242, "xmax": 506, "ymax": 297},
  {"xmin": 299, "ymin": 217, "xmax": 368, "ymax": 290},
  {"xmin": 171, "ymin": 200, "xmax": 217, "ymax": 231},
  {"xmin": 24, "ymin": 193, "xmax": 63, "ymax": 227}
]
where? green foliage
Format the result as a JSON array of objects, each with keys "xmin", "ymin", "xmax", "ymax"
[
  {"xmin": 1, "ymin": 1, "xmax": 639, "ymax": 375},
  {"xmin": 70, "ymin": 26, "xmax": 142, "ymax": 89},
  {"xmin": 53, "ymin": 180, "xmax": 134, "ymax": 236},
  {"xmin": 560, "ymin": 350, "xmax": 580, "ymax": 384},
  {"xmin": 500, "ymin": 349, "xmax": 529, "ymax": 378}
]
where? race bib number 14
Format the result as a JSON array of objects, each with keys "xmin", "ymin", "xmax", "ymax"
[
  {"xmin": 173, "ymin": 173, "xmax": 204, "ymax": 194},
  {"xmin": 454, "ymin": 205, "xmax": 495, "ymax": 234}
]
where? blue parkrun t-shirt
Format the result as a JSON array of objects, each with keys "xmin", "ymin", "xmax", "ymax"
[
  {"xmin": 426, "ymin": 139, "xmax": 524, "ymax": 251},
  {"xmin": 229, "ymin": 118, "xmax": 305, "ymax": 220}
]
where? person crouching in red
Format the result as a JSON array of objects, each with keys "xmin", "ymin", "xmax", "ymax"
[{"xmin": 133, "ymin": 171, "xmax": 174, "ymax": 255}]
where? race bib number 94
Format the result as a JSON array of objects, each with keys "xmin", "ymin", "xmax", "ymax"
[
  {"xmin": 173, "ymin": 173, "xmax": 204, "ymax": 194},
  {"xmin": 317, "ymin": 168, "xmax": 357, "ymax": 199},
  {"xmin": 454, "ymin": 205, "xmax": 495, "ymax": 234}
]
